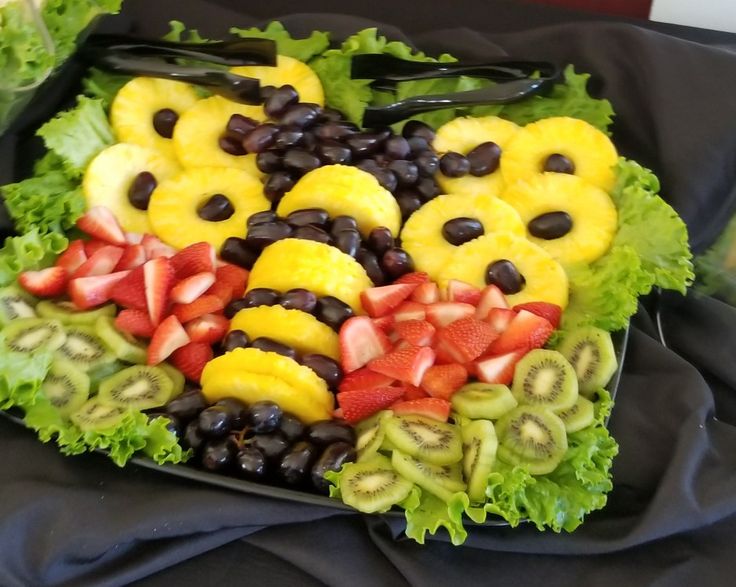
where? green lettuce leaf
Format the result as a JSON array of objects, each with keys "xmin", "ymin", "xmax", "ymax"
[
  {"xmin": 0, "ymin": 230, "xmax": 68, "ymax": 287},
  {"xmin": 694, "ymin": 213, "xmax": 736, "ymax": 304},
  {"xmin": 0, "ymin": 345, "xmax": 53, "ymax": 409},
  {"xmin": 230, "ymin": 21, "xmax": 330, "ymax": 62},
  {"xmin": 143, "ymin": 416, "xmax": 192, "ymax": 465},
  {"xmin": 404, "ymin": 489, "xmax": 469, "ymax": 545},
  {"xmin": 82, "ymin": 67, "xmax": 131, "ymax": 108},
  {"xmin": 163, "ymin": 20, "xmax": 210, "ymax": 43},
  {"xmin": 23, "ymin": 393, "xmax": 87, "ymax": 453}
]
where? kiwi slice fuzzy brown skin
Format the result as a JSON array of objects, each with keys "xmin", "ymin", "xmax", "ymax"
[
  {"xmin": 95, "ymin": 316, "xmax": 148, "ymax": 364},
  {"xmin": 511, "ymin": 349, "xmax": 578, "ymax": 411},
  {"xmin": 495, "ymin": 405, "xmax": 567, "ymax": 474},
  {"xmin": 384, "ymin": 414, "xmax": 463, "ymax": 466},
  {"xmin": 451, "ymin": 382, "xmax": 518, "ymax": 420},
  {"xmin": 3, "ymin": 318, "xmax": 66, "ymax": 353},
  {"xmin": 70, "ymin": 398, "xmax": 127, "ymax": 432},
  {"xmin": 554, "ymin": 395, "xmax": 595, "ymax": 433},
  {"xmin": 36, "ymin": 301, "xmax": 116, "ymax": 326},
  {"xmin": 0, "ymin": 286, "xmax": 36, "ymax": 326},
  {"xmin": 391, "ymin": 450, "xmax": 466, "ymax": 503},
  {"xmin": 339, "ymin": 454, "xmax": 414, "ymax": 514},
  {"xmin": 557, "ymin": 326, "xmax": 618, "ymax": 396},
  {"xmin": 461, "ymin": 419, "xmax": 498, "ymax": 503},
  {"xmin": 55, "ymin": 325, "xmax": 115, "ymax": 371},
  {"xmin": 97, "ymin": 365, "xmax": 173, "ymax": 410},
  {"xmin": 41, "ymin": 359, "xmax": 90, "ymax": 417},
  {"xmin": 355, "ymin": 410, "xmax": 392, "ymax": 461}
]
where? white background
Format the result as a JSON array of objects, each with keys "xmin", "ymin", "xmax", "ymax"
[{"xmin": 650, "ymin": 0, "xmax": 736, "ymax": 33}]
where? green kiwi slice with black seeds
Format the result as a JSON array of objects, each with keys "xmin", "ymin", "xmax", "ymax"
[
  {"xmin": 354, "ymin": 410, "xmax": 392, "ymax": 461},
  {"xmin": 97, "ymin": 365, "xmax": 174, "ymax": 410},
  {"xmin": 159, "ymin": 362, "xmax": 185, "ymax": 399},
  {"xmin": 338, "ymin": 454, "xmax": 414, "ymax": 514},
  {"xmin": 554, "ymin": 395, "xmax": 595, "ymax": 433},
  {"xmin": 70, "ymin": 398, "xmax": 127, "ymax": 432},
  {"xmin": 384, "ymin": 414, "xmax": 463, "ymax": 465},
  {"xmin": 36, "ymin": 301, "xmax": 116, "ymax": 326},
  {"xmin": 461, "ymin": 419, "xmax": 498, "ymax": 503},
  {"xmin": 511, "ymin": 349, "xmax": 578, "ymax": 410},
  {"xmin": 391, "ymin": 450, "xmax": 466, "ymax": 503},
  {"xmin": 3, "ymin": 318, "xmax": 66, "ymax": 353},
  {"xmin": 95, "ymin": 316, "xmax": 147, "ymax": 364},
  {"xmin": 55, "ymin": 325, "xmax": 115, "ymax": 371},
  {"xmin": 41, "ymin": 359, "xmax": 90, "ymax": 417},
  {"xmin": 451, "ymin": 382, "xmax": 518, "ymax": 420},
  {"xmin": 0, "ymin": 286, "xmax": 36, "ymax": 325},
  {"xmin": 557, "ymin": 326, "xmax": 618, "ymax": 396}
]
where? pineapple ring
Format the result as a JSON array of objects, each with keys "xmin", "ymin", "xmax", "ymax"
[
  {"xmin": 229, "ymin": 305, "xmax": 340, "ymax": 361},
  {"xmin": 172, "ymin": 95, "xmax": 265, "ymax": 175},
  {"xmin": 277, "ymin": 165, "xmax": 402, "ymax": 238},
  {"xmin": 247, "ymin": 239, "xmax": 372, "ymax": 314},
  {"xmin": 83, "ymin": 143, "xmax": 181, "ymax": 234},
  {"xmin": 432, "ymin": 116, "xmax": 520, "ymax": 197},
  {"xmin": 500, "ymin": 117, "xmax": 619, "ymax": 193},
  {"xmin": 501, "ymin": 174, "xmax": 618, "ymax": 266},
  {"xmin": 438, "ymin": 232, "xmax": 569, "ymax": 308},
  {"xmin": 110, "ymin": 77, "xmax": 201, "ymax": 159},
  {"xmin": 147, "ymin": 167, "xmax": 270, "ymax": 250},
  {"xmin": 400, "ymin": 193, "xmax": 526, "ymax": 282},
  {"xmin": 231, "ymin": 54, "xmax": 324, "ymax": 108}
]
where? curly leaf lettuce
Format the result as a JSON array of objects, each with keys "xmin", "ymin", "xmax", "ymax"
[
  {"xmin": 231, "ymin": 21, "xmax": 330, "ymax": 62},
  {"xmin": 0, "ymin": 229, "xmax": 68, "ymax": 287},
  {"xmin": 403, "ymin": 489, "xmax": 469, "ymax": 545},
  {"xmin": 82, "ymin": 67, "xmax": 130, "ymax": 109},
  {"xmin": 0, "ymin": 346, "xmax": 53, "ymax": 410}
]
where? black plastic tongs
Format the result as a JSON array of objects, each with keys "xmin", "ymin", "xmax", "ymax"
[
  {"xmin": 352, "ymin": 54, "xmax": 561, "ymax": 126},
  {"xmin": 80, "ymin": 34, "xmax": 278, "ymax": 104}
]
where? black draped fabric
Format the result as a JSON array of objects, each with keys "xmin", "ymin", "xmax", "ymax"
[{"xmin": 1, "ymin": 1, "xmax": 736, "ymax": 585}]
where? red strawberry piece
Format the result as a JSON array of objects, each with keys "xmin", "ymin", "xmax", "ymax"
[
  {"xmin": 474, "ymin": 349, "xmax": 526, "ymax": 384},
  {"xmin": 425, "ymin": 302, "xmax": 475, "ymax": 328},
  {"xmin": 487, "ymin": 309, "xmax": 554, "ymax": 355},
  {"xmin": 171, "ymin": 294, "xmax": 224, "ymax": 324},
  {"xmin": 83, "ymin": 239, "xmax": 110, "ymax": 257},
  {"xmin": 125, "ymin": 232, "xmax": 143, "ymax": 245},
  {"xmin": 337, "ymin": 386, "xmax": 405, "ymax": 423},
  {"xmin": 144, "ymin": 257, "xmax": 175, "ymax": 326},
  {"xmin": 170, "ymin": 272, "xmax": 216, "ymax": 304},
  {"xmin": 393, "ymin": 301, "xmax": 426, "ymax": 322},
  {"xmin": 111, "ymin": 266, "xmax": 147, "ymax": 310},
  {"xmin": 205, "ymin": 280, "xmax": 235, "ymax": 305},
  {"xmin": 69, "ymin": 270, "xmax": 131, "ymax": 309},
  {"xmin": 475, "ymin": 284, "xmax": 509, "ymax": 320},
  {"xmin": 170, "ymin": 342, "xmax": 213, "ymax": 382},
  {"xmin": 76, "ymin": 206, "xmax": 126, "ymax": 246},
  {"xmin": 402, "ymin": 384, "xmax": 430, "ymax": 401},
  {"xmin": 411, "ymin": 281, "xmax": 440, "ymax": 304},
  {"xmin": 170, "ymin": 242, "xmax": 216, "ymax": 278},
  {"xmin": 433, "ymin": 342, "xmax": 457, "ymax": 365},
  {"xmin": 371, "ymin": 315, "xmax": 395, "ymax": 334},
  {"xmin": 141, "ymin": 234, "xmax": 176, "ymax": 260},
  {"xmin": 71, "ymin": 245, "xmax": 124, "ymax": 278},
  {"xmin": 115, "ymin": 308, "xmax": 155, "ymax": 338},
  {"xmin": 339, "ymin": 316, "xmax": 392, "ymax": 373},
  {"xmin": 147, "ymin": 315, "xmax": 190, "ymax": 365},
  {"xmin": 360, "ymin": 282, "xmax": 418, "ymax": 318},
  {"xmin": 338, "ymin": 366, "xmax": 395, "ymax": 393},
  {"xmin": 420, "ymin": 363, "xmax": 468, "ymax": 400},
  {"xmin": 392, "ymin": 339, "xmax": 412, "ymax": 352},
  {"xmin": 486, "ymin": 307, "xmax": 517, "ymax": 334},
  {"xmin": 185, "ymin": 313, "xmax": 230, "ymax": 344},
  {"xmin": 367, "ymin": 344, "xmax": 435, "ymax": 387},
  {"xmin": 391, "ymin": 397, "xmax": 451, "ymax": 422},
  {"xmin": 114, "ymin": 244, "xmax": 147, "ymax": 271},
  {"xmin": 55, "ymin": 240, "xmax": 87, "ymax": 275},
  {"xmin": 394, "ymin": 319, "xmax": 436, "ymax": 347},
  {"xmin": 512, "ymin": 301, "xmax": 562, "ymax": 329},
  {"xmin": 436, "ymin": 316, "xmax": 498, "ymax": 363},
  {"xmin": 216, "ymin": 264, "xmax": 249, "ymax": 300},
  {"xmin": 18, "ymin": 266, "xmax": 67, "ymax": 298},
  {"xmin": 395, "ymin": 272, "xmax": 430, "ymax": 285},
  {"xmin": 444, "ymin": 279, "xmax": 482, "ymax": 305}
]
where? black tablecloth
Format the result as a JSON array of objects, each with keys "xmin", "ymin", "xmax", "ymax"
[{"xmin": 2, "ymin": 1, "xmax": 736, "ymax": 585}]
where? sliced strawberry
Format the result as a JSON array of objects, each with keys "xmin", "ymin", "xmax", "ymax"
[
  {"xmin": 411, "ymin": 281, "xmax": 440, "ymax": 304},
  {"xmin": 84, "ymin": 239, "xmax": 109, "ymax": 257},
  {"xmin": 170, "ymin": 242, "xmax": 216, "ymax": 278},
  {"xmin": 337, "ymin": 386, "xmax": 405, "ymax": 423},
  {"xmin": 216, "ymin": 264, "xmax": 249, "ymax": 300},
  {"xmin": 433, "ymin": 342, "xmax": 457, "ymax": 365},
  {"xmin": 367, "ymin": 344, "xmax": 435, "ymax": 386},
  {"xmin": 338, "ymin": 366, "xmax": 395, "ymax": 393},
  {"xmin": 125, "ymin": 232, "xmax": 143, "ymax": 245},
  {"xmin": 391, "ymin": 397, "xmax": 451, "ymax": 422},
  {"xmin": 436, "ymin": 316, "xmax": 498, "ymax": 363},
  {"xmin": 114, "ymin": 244, "xmax": 147, "ymax": 271},
  {"xmin": 72, "ymin": 245, "xmax": 124, "ymax": 278},
  {"xmin": 170, "ymin": 272, "xmax": 216, "ymax": 304},
  {"xmin": 512, "ymin": 301, "xmax": 562, "ymax": 329},
  {"xmin": 393, "ymin": 301, "xmax": 426, "ymax": 322},
  {"xmin": 18, "ymin": 266, "xmax": 67, "ymax": 298},
  {"xmin": 205, "ymin": 281, "xmax": 235, "ymax": 305},
  {"xmin": 487, "ymin": 309, "xmax": 554, "ymax": 355},
  {"xmin": 371, "ymin": 315, "xmax": 395, "ymax": 334},
  {"xmin": 444, "ymin": 279, "xmax": 482, "ymax": 305},
  {"xmin": 144, "ymin": 257, "xmax": 175, "ymax": 326},
  {"xmin": 55, "ymin": 240, "xmax": 87, "ymax": 275},
  {"xmin": 148, "ymin": 315, "xmax": 190, "ymax": 365},
  {"xmin": 111, "ymin": 266, "xmax": 147, "ymax": 310},
  {"xmin": 475, "ymin": 284, "xmax": 509, "ymax": 320},
  {"xmin": 394, "ymin": 319, "xmax": 436, "ymax": 347},
  {"xmin": 115, "ymin": 308, "xmax": 155, "ymax": 338},
  {"xmin": 425, "ymin": 302, "xmax": 475, "ymax": 328},
  {"xmin": 141, "ymin": 234, "xmax": 176, "ymax": 260},
  {"xmin": 170, "ymin": 342, "xmax": 213, "ymax": 382},
  {"xmin": 184, "ymin": 313, "xmax": 230, "ymax": 344},
  {"xmin": 76, "ymin": 206, "xmax": 126, "ymax": 246},
  {"xmin": 420, "ymin": 363, "xmax": 468, "ymax": 400},
  {"xmin": 360, "ymin": 282, "xmax": 418, "ymax": 318},
  {"xmin": 395, "ymin": 272, "xmax": 430, "ymax": 285},
  {"xmin": 171, "ymin": 294, "xmax": 224, "ymax": 324},
  {"xmin": 402, "ymin": 384, "xmax": 430, "ymax": 401},
  {"xmin": 69, "ymin": 270, "xmax": 131, "ymax": 309},
  {"xmin": 486, "ymin": 307, "xmax": 517, "ymax": 334},
  {"xmin": 474, "ymin": 349, "xmax": 526, "ymax": 384},
  {"xmin": 338, "ymin": 316, "xmax": 392, "ymax": 373},
  {"xmin": 392, "ymin": 339, "xmax": 412, "ymax": 353}
]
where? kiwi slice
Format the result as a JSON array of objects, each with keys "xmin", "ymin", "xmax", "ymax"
[
  {"xmin": 461, "ymin": 419, "xmax": 498, "ymax": 503},
  {"xmin": 97, "ymin": 365, "xmax": 173, "ymax": 410},
  {"xmin": 88, "ymin": 360, "xmax": 126, "ymax": 394},
  {"xmin": 2, "ymin": 318, "xmax": 66, "ymax": 353},
  {"xmin": 558, "ymin": 326, "xmax": 618, "ymax": 396},
  {"xmin": 355, "ymin": 410, "xmax": 392, "ymax": 461},
  {"xmin": 0, "ymin": 286, "xmax": 36, "ymax": 325},
  {"xmin": 56, "ymin": 325, "xmax": 115, "ymax": 371},
  {"xmin": 159, "ymin": 362, "xmax": 185, "ymax": 399},
  {"xmin": 511, "ymin": 349, "xmax": 578, "ymax": 411},
  {"xmin": 384, "ymin": 414, "xmax": 463, "ymax": 466},
  {"xmin": 451, "ymin": 382, "xmax": 518, "ymax": 420},
  {"xmin": 70, "ymin": 398, "xmax": 127, "ymax": 432},
  {"xmin": 95, "ymin": 316, "xmax": 147, "ymax": 364},
  {"xmin": 36, "ymin": 301, "xmax": 116, "ymax": 326},
  {"xmin": 41, "ymin": 359, "xmax": 90, "ymax": 417},
  {"xmin": 495, "ymin": 405, "xmax": 568, "ymax": 475},
  {"xmin": 339, "ymin": 454, "xmax": 414, "ymax": 514},
  {"xmin": 391, "ymin": 450, "xmax": 465, "ymax": 503},
  {"xmin": 555, "ymin": 396, "xmax": 595, "ymax": 433}
]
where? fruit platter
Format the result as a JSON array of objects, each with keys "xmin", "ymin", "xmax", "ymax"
[{"xmin": 0, "ymin": 19, "xmax": 693, "ymax": 545}]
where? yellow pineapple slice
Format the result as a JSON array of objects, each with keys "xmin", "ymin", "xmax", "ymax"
[
  {"xmin": 247, "ymin": 239, "xmax": 372, "ymax": 313},
  {"xmin": 277, "ymin": 165, "xmax": 401, "ymax": 238},
  {"xmin": 230, "ymin": 305, "xmax": 340, "ymax": 360},
  {"xmin": 400, "ymin": 193, "xmax": 526, "ymax": 282},
  {"xmin": 501, "ymin": 174, "xmax": 617, "ymax": 266},
  {"xmin": 231, "ymin": 54, "xmax": 324, "ymax": 107},
  {"xmin": 433, "ymin": 116, "xmax": 520, "ymax": 197},
  {"xmin": 83, "ymin": 143, "xmax": 180, "ymax": 234},
  {"xmin": 172, "ymin": 95, "xmax": 265, "ymax": 175},
  {"xmin": 438, "ymin": 232, "xmax": 568, "ymax": 308},
  {"xmin": 110, "ymin": 77, "xmax": 200, "ymax": 159},
  {"xmin": 500, "ymin": 117, "xmax": 618, "ymax": 192},
  {"xmin": 147, "ymin": 167, "xmax": 270, "ymax": 250}
]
